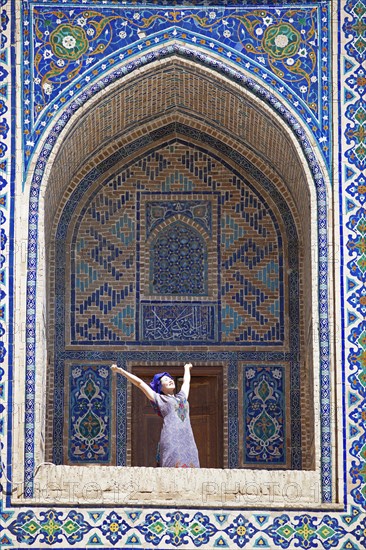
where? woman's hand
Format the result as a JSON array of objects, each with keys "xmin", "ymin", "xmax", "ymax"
[
  {"xmin": 182, "ymin": 363, "xmax": 192, "ymax": 398},
  {"xmin": 110, "ymin": 365, "xmax": 155, "ymax": 401},
  {"xmin": 111, "ymin": 364, "xmax": 122, "ymax": 374}
]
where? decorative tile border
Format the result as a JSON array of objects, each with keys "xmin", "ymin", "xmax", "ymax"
[
  {"xmin": 1, "ymin": 0, "xmax": 365, "ymax": 547},
  {"xmin": 2, "ymin": 502, "xmax": 365, "ymax": 548},
  {"xmin": 342, "ymin": 0, "xmax": 366, "ymax": 512},
  {"xmin": 0, "ymin": 0, "xmax": 12, "ymax": 517}
]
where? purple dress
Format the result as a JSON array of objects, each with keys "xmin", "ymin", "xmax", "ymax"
[{"xmin": 153, "ymin": 389, "xmax": 200, "ymax": 468}]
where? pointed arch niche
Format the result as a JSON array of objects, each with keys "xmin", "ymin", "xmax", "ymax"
[{"xmin": 13, "ymin": 56, "xmax": 340, "ymax": 508}]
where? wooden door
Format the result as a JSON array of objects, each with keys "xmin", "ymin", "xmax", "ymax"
[{"xmin": 131, "ymin": 366, "xmax": 223, "ymax": 468}]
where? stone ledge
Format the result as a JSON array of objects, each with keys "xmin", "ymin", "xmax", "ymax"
[{"xmin": 12, "ymin": 465, "xmax": 327, "ymax": 509}]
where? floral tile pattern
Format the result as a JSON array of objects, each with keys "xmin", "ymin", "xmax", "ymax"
[
  {"xmin": 243, "ymin": 365, "xmax": 286, "ymax": 465},
  {"xmin": 68, "ymin": 365, "xmax": 112, "ymax": 464},
  {"xmin": 22, "ymin": 1, "xmax": 331, "ymax": 169},
  {"xmin": 343, "ymin": 0, "xmax": 366, "ymax": 512}
]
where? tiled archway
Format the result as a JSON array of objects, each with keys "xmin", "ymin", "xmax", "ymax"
[{"xmin": 17, "ymin": 54, "xmax": 332, "ymax": 504}]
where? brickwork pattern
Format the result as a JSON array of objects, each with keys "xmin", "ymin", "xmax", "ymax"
[
  {"xmin": 70, "ymin": 171, "xmax": 136, "ymax": 342},
  {"xmin": 44, "ymin": 62, "xmax": 310, "ymax": 245},
  {"xmin": 67, "ymin": 141, "xmax": 285, "ymax": 345}
]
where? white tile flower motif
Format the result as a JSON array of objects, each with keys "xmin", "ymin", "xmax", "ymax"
[
  {"xmin": 98, "ymin": 367, "xmax": 109, "ymax": 378},
  {"xmin": 72, "ymin": 367, "xmax": 82, "ymax": 378},
  {"xmin": 272, "ymin": 368, "xmax": 282, "ymax": 379},
  {"xmin": 246, "ymin": 368, "xmax": 256, "ymax": 379},
  {"xmin": 62, "ymin": 35, "xmax": 76, "ymax": 49},
  {"xmin": 274, "ymin": 34, "xmax": 289, "ymax": 48},
  {"xmin": 42, "ymin": 82, "xmax": 53, "ymax": 95}
]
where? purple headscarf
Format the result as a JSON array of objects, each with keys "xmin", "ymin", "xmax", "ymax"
[{"xmin": 150, "ymin": 372, "xmax": 173, "ymax": 394}]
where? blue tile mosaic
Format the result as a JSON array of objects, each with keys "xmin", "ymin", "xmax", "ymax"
[
  {"xmin": 22, "ymin": 1, "xmax": 332, "ymax": 170},
  {"xmin": 7, "ymin": 1, "xmax": 366, "ymax": 547},
  {"xmin": 150, "ymin": 220, "xmax": 208, "ymax": 296},
  {"xmin": 243, "ymin": 365, "xmax": 286, "ymax": 465},
  {"xmin": 141, "ymin": 303, "xmax": 217, "ymax": 342},
  {"xmin": 68, "ymin": 364, "xmax": 112, "ymax": 464}
]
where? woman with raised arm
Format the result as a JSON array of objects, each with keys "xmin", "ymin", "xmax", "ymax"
[{"xmin": 110, "ymin": 363, "xmax": 200, "ymax": 468}]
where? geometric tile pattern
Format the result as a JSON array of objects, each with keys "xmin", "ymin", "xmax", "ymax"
[
  {"xmin": 243, "ymin": 365, "xmax": 286, "ymax": 465},
  {"xmin": 220, "ymin": 174, "xmax": 284, "ymax": 343},
  {"xmin": 67, "ymin": 142, "xmax": 286, "ymax": 344},
  {"xmin": 71, "ymin": 179, "xmax": 136, "ymax": 342},
  {"xmin": 150, "ymin": 219, "xmax": 208, "ymax": 295}
]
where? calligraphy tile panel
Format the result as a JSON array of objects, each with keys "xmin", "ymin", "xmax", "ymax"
[{"xmin": 140, "ymin": 303, "xmax": 217, "ymax": 342}]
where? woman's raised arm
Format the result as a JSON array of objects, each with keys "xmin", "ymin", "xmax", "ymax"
[
  {"xmin": 181, "ymin": 363, "xmax": 193, "ymax": 399},
  {"xmin": 111, "ymin": 364, "xmax": 155, "ymax": 401}
]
